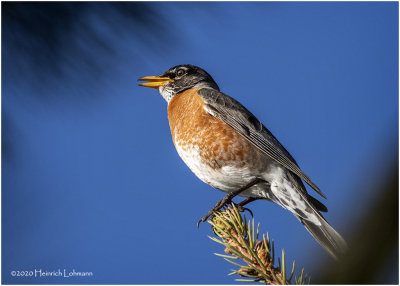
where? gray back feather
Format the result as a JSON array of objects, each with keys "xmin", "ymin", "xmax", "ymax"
[{"xmin": 198, "ymin": 88, "xmax": 326, "ymax": 199}]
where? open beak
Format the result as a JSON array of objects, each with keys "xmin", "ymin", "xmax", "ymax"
[{"xmin": 138, "ymin": 76, "xmax": 174, "ymax": 89}]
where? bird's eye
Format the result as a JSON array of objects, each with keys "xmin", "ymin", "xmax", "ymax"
[{"xmin": 176, "ymin": 69, "xmax": 185, "ymax": 77}]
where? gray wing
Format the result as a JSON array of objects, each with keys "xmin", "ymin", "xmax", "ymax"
[{"xmin": 198, "ymin": 88, "xmax": 326, "ymax": 199}]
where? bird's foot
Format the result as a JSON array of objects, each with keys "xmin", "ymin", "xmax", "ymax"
[
  {"xmin": 237, "ymin": 197, "xmax": 258, "ymax": 218},
  {"xmin": 197, "ymin": 195, "xmax": 233, "ymax": 228},
  {"xmin": 237, "ymin": 205, "xmax": 254, "ymax": 218},
  {"xmin": 196, "ymin": 179, "xmax": 264, "ymax": 228}
]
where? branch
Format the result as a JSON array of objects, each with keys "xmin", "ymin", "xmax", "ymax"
[{"xmin": 208, "ymin": 203, "xmax": 310, "ymax": 284}]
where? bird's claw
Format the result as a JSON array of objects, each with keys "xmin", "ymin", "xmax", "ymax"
[
  {"xmin": 237, "ymin": 205, "xmax": 254, "ymax": 218},
  {"xmin": 197, "ymin": 217, "xmax": 207, "ymax": 228}
]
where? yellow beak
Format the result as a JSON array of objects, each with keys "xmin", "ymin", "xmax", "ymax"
[{"xmin": 138, "ymin": 76, "xmax": 174, "ymax": 89}]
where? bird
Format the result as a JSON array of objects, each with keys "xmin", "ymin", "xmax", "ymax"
[{"xmin": 138, "ymin": 64, "xmax": 347, "ymax": 259}]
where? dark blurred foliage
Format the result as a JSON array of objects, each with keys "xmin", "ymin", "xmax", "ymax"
[
  {"xmin": 2, "ymin": 2, "xmax": 171, "ymax": 98},
  {"xmin": 2, "ymin": 2, "xmax": 173, "ymax": 164},
  {"xmin": 315, "ymin": 150, "xmax": 399, "ymax": 284}
]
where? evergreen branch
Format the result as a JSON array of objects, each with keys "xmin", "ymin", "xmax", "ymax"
[{"xmin": 208, "ymin": 203, "xmax": 310, "ymax": 285}]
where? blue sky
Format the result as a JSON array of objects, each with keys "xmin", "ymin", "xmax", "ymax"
[{"xmin": 2, "ymin": 2, "xmax": 398, "ymax": 284}]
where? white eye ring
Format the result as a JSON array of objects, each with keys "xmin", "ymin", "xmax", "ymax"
[{"xmin": 176, "ymin": 69, "xmax": 185, "ymax": 77}]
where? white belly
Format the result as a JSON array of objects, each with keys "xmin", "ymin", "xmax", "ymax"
[{"xmin": 173, "ymin": 137, "xmax": 271, "ymax": 198}]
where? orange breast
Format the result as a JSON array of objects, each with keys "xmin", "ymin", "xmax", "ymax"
[{"xmin": 168, "ymin": 88, "xmax": 254, "ymax": 170}]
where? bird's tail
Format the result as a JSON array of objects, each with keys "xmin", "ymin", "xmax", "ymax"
[{"xmin": 296, "ymin": 213, "xmax": 348, "ymax": 260}]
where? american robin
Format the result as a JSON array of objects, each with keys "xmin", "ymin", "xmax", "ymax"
[{"xmin": 138, "ymin": 64, "xmax": 347, "ymax": 259}]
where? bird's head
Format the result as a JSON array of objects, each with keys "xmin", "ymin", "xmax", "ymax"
[{"xmin": 138, "ymin": 64, "xmax": 219, "ymax": 102}]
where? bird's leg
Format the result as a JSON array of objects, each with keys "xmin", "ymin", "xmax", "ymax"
[
  {"xmin": 238, "ymin": 197, "xmax": 258, "ymax": 207},
  {"xmin": 197, "ymin": 178, "xmax": 264, "ymax": 227},
  {"xmin": 237, "ymin": 197, "xmax": 259, "ymax": 217}
]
